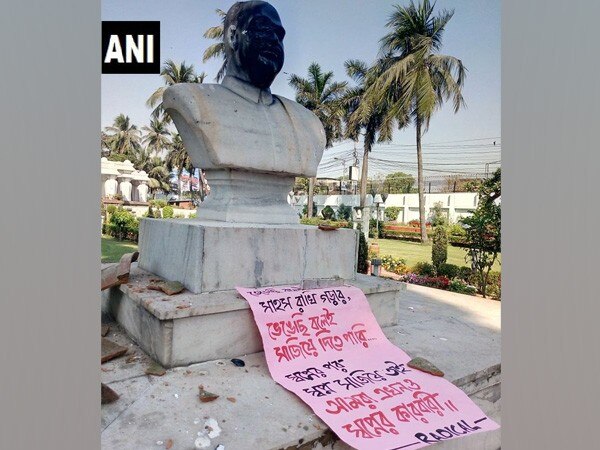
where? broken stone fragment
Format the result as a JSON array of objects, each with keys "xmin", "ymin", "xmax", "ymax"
[
  {"xmin": 101, "ymin": 383, "xmax": 119, "ymax": 404},
  {"xmin": 101, "ymin": 338, "xmax": 128, "ymax": 363},
  {"xmin": 101, "ymin": 324, "xmax": 110, "ymax": 337},
  {"xmin": 407, "ymin": 357, "xmax": 445, "ymax": 377},
  {"xmin": 145, "ymin": 361, "xmax": 167, "ymax": 377},
  {"xmin": 147, "ymin": 280, "xmax": 185, "ymax": 295},
  {"xmin": 198, "ymin": 385, "xmax": 219, "ymax": 403}
]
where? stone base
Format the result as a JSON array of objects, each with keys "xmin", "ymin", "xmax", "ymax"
[
  {"xmin": 138, "ymin": 219, "xmax": 358, "ymax": 294},
  {"xmin": 197, "ymin": 169, "xmax": 299, "ymax": 224},
  {"xmin": 106, "ymin": 265, "xmax": 404, "ymax": 368}
]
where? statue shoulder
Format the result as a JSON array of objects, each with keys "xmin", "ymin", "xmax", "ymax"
[
  {"xmin": 274, "ymin": 95, "xmax": 326, "ymax": 146},
  {"xmin": 163, "ymin": 83, "xmax": 228, "ymax": 120}
]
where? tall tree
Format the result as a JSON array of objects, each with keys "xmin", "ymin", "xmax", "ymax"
[
  {"xmin": 462, "ymin": 168, "xmax": 501, "ymax": 298},
  {"xmin": 368, "ymin": 0, "xmax": 466, "ymax": 242},
  {"xmin": 288, "ymin": 62, "xmax": 347, "ymax": 217},
  {"xmin": 146, "ymin": 60, "xmax": 206, "ymax": 122},
  {"xmin": 384, "ymin": 171, "xmax": 415, "ymax": 193},
  {"xmin": 165, "ymin": 132, "xmax": 197, "ymax": 199},
  {"xmin": 202, "ymin": 8, "xmax": 227, "ymax": 82},
  {"xmin": 103, "ymin": 114, "xmax": 142, "ymax": 157},
  {"xmin": 343, "ymin": 59, "xmax": 395, "ymax": 208},
  {"xmin": 146, "ymin": 156, "xmax": 172, "ymax": 198},
  {"xmin": 142, "ymin": 118, "xmax": 171, "ymax": 157},
  {"xmin": 100, "ymin": 131, "xmax": 111, "ymax": 155}
]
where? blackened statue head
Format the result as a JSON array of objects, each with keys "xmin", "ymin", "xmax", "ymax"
[{"xmin": 223, "ymin": 1, "xmax": 286, "ymax": 89}]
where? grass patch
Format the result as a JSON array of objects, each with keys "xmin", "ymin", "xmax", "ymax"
[
  {"xmin": 376, "ymin": 238, "xmax": 501, "ymax": 271},
  {"xmin": 101, "ymin": 236, "xmax": 138, "ymax": 263}
]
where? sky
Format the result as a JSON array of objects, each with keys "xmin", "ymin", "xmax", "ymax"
[{"xmin": 102, "ymin": 0, "xmax": 500, "ymax": 179}]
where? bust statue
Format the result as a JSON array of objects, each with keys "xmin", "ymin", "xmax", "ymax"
[{"xmin": 163, "ymin": 1, "xmax": 325, "ymax": 224}]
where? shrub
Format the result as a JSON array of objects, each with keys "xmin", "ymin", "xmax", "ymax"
[
  {"xmin": 188, "ymin": 213, "xmax": 197, "ymax": 219},
  {"xmin": 430, "ymin": 202, "xmax": 448, "ymax": 228},
  {"xmin": 462, "ymin": 168, "xmax": 501, "ymax": 298},
  {"xmin": 369, "ymin": 218, "xmax": 383, "ymax": 239},
  {"xmin": 431, "ymin": 226, "xmax": 448, "ymax": 272},
  {"xmin": 302, "ymin": 204, "xmax": 317, "ymax": 218},
  {"xmin": 448, "ymin": 279, "xmax": 478, "ymax": 295},
  {"xmin": 162, "ymin": 205, "xmax": 174, "ymax": 218},
  {"xmin": 150, "ymin": 199, "xmax": 167, "ymax": 209},
  {"xmin": 400, "ymin": 273, "xmax": 450, "ymax": 290},
  {"xmin": 411, "ymin": 262, "xmax": 436, "ymax": 277},
  {"xmin": 109, "ymin": 208, "xmax": 137, "ymax": 241},
  {"xmin": 457, "ymin": 266, "xmax": 474, "ymax": 282},
  {"xmin": 106, "ymin": 205, "xmax": 117, "ymax": 215},
  {"xmin": 437, "ymin": 263, "xmax": 460, "ymax": 279},
  {"xmin": 321, "ymin": 205, "xmax": 335, "ymax": 220},
  {"xmin": 337, "ymin": 203, "xmax": 352, "ymax": 221},
  {"xmin": 357, "ymin": 231, "xmax": 369, "ymax": 274},
  {"xmin": 448, "ymin": 223, "xmax": 466, "ymax": 237},
  {"xmin": 381, "ymin": 255, "xmax": 408, "ymax": 275},
  {"xmin": 486, "ymin": 271, "xmax": 501, "ymax": 300},
  {"xmin": 384, "ymin": 206, "xmax": 401, "ymax": 221},
  {"xmin": 300, "ymin": 217, "xmax": 350, "ymax": 228}
]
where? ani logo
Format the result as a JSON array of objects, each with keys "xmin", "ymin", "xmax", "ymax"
[{"xmin": 102, "ymin": 21, "xmax": 160, "ymax": 74}]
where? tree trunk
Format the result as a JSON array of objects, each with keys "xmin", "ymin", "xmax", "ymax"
[
  {"xmin": 416, "ymin": 117, "xmax": 428, "ymax": 243},
  {"xmin": 307, "ymin": 177, "xmax": 315, "ymax": 217},
  {"xmin": 359, "ymin": 142, "xmax": 370, "ymax": 208}
]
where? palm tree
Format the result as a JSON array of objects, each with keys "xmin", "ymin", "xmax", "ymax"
[
  {"xmin": 146, "ymin": 60, "xmax": 206, "ymax": 122},
  {"xmin": 343, "ymin": 59, "xmax": 395, "ymax": 209},
  {"xmin": 367, "ymin": 0, "xmax": 466, "ymax": 242},
  {"xmin": 142, "ymin": 118, "xmax": 171, "ymax": 157},
  {"xmin": 202, "ymin": 8, "xmax": 227, "ymax": 82},
  {"xmin": 146, "ymin": 156, "xmax": 172, "ymax": 198},
  {"xmin": 101, "ymin": 131, "xmax": 111, "ymax": 155},
  {"xmin": 129, "ymin": 146, "xmax": 153, "ymax": 174},
  {"xmin": 288, "ymin": 63, "xmax": 347, "ymax": 216},
  {"xmin": 103, "ymin": 114, "xmax": 142, "ymax": 157},
  {"xmin": 165, "ymin": 132, "xmax": 197, "ymax": 200}
]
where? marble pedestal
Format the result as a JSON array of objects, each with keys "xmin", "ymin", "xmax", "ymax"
[
  {"xmin": 138, "ymin": 219, "xmax": 358, "ymax": 294},
  {"xmin": 105, "ymin": 266, "xmax": 404, "ymax": 368}
]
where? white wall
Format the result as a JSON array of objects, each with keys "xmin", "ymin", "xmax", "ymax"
[
  {"xmin": 384, "ymin": 192, "xmax": 480, "ymax": 223},
  {"xmin": 289, "ymin": 192, "xmax": 484, "ymax": 223}
]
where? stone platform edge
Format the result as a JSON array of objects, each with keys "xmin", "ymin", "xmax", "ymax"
[{"xmin": 111, "ymin": 265, "xmax": 406, "ymax": 321}]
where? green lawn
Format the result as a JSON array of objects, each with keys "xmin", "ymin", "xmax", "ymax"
[
  {"xmin": 376, "ymin": 238, "xmax": 501, "ymax": 271},
  {"xmin": 101, "ymin": 236, "xmax": 139, "ymax": 263}
]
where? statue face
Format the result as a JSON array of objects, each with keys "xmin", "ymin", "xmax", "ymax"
[{"xmin": 230, "ymin": 3, "xmax": 285, "ymax": 89}]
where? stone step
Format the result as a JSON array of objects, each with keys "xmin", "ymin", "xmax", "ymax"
[{"xmin": 104, "ymin": 265, "xmax": 405, "ymax": 368}]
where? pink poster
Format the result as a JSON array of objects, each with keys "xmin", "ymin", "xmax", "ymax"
[{"xmin": 237, "ymin": 284, "xmax": 499, "ymax": 450}]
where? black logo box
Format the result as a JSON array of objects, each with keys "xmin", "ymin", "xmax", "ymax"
[{"xmin": 102, "ymin": 21, "xmax": 160, "ymax": 74}]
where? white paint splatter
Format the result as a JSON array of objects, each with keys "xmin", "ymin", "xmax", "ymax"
[{"xmin": 204, "ymin": 418, "xmax": 222, "ymax": 439}]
